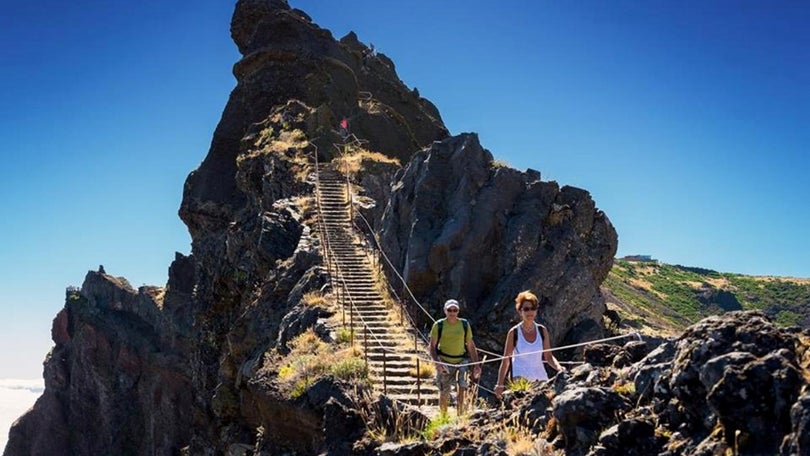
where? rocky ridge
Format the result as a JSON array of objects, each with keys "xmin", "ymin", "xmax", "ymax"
[{"xmin": 7, "ymin": 1, "xmax": 804, "ymax": 456}]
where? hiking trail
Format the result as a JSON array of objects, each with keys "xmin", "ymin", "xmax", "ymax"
[{"xmin": 316, "ymin": 164, "xmax": 440, "ymax": 411}]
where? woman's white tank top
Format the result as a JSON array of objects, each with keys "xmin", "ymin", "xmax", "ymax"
[{"xmin": 512, "ymin": 323, "xmax": 549, "ymax": 381}]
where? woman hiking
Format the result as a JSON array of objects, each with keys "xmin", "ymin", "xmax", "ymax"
[{"xmin": 494, "ymin": 291, "xmax": 565, "ymax": 398}]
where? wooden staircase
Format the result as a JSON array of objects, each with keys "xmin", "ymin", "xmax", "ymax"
[{"xmin": 317, "ymin": 167, "xmax": 439, "ymax": 408}]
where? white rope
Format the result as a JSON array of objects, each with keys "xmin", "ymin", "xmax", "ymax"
[
  {"xmin": 368, "ymin": 331, "xmax": 642, "ymax": 369},
  {"xmin": 344, "ymin": 170, "xmax": 643, "ymax": 370},
  {"xmin": 313, "ymin": 159, "xmax": 391, "ymax": 353},
  {"xmin": 313, "ymin": 141, "xmax": 641, "ymax": 406},
  {"xmin": 354, "ymin": 211, "xmax": 437, "ymax": 327}
]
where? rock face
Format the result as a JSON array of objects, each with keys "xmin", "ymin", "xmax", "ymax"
[
  {"xmin": 4, "ymin": 272, "xmax": 194, "ymax": 456},
  {"xmin": 370, "ymin": 311, "xmax": 808, "ymax": 456},
  {"xmin": 6, "ymin": 1, "xmax": 621, "ymax": 455},
  {"xmin": 379, "ymin": 133, "xmax": 618, "ymax": 350}
]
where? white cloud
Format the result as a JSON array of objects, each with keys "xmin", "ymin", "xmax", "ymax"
[{"xmin": 1, "ymin": 378, "xmax": 44, "ymax": 451}]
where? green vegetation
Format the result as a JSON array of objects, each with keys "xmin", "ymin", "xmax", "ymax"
[
  {"xmin": 330, "ymin": 357, "xmax": 368, "ymax": 381},
  {"xmin": 335, "ymin": 327, "xmax": 353, "ymax": 344},
  {"xmin": 604, "ymin": 260, "xmax": 810, "ymax": 330},
  {"xmin": 506, "ymin": 377, "xmax": 534, "ymax": 393},
  {"xmin": 421, "ymin": 413, "xmax": 454, "ymax": 440},
  {"xmin": 277, "ymin": 329, "xmax": 369, "ymax": 399},
  {"xmin": 726, "ymin": 275, "xmax": 810, "ymax": 310},
  {"xmin": 612, "ymin": 380, "xmax": 636, "ymax": 397}
]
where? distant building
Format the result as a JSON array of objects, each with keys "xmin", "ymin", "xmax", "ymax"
[{"xmin": 620, "ymin": 255, "xmax": 656, "ymax": 262}]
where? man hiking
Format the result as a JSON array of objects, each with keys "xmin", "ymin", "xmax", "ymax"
[{"xmin": 429, "ymin": 299, "xmax": 481, "ymax": 415}]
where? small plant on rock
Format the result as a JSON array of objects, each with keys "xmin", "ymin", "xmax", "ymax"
[
  {"xmin": 421, "ymin": 412, "xmax": 454, "ymax": 440},
  {"xmin": 303, "ymin": 291, "xmax": 327, "ymax": 307},
  {"xmin": 335, "ymin": 327, "xmax": 353, "ymax": 344},
  {"xmin": 355, "ymin": 389, "xmax": 422, "ymax": 444},
  {"xmin": 507, "ymin": 377, "xmax": 534, "ymax": 393},
  {"xmin": 330, "ymin": 354, "xmax": 369, "ymax": 381},
  {"xmin": 277, "ymin": 329, "xmax": 368, "ymax": 399},
  {"xmin": 612, "ymin": 380, "xmax": 636, "ymax": 397}
]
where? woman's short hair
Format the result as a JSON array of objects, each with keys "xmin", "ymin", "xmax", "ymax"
[
  {"xmin": 514, "ymin": 290, "xmax": 538, "ymax": 312},
  {"xmin": 514, "ymin": 290, "xmax": 552, "ymax": 312}
]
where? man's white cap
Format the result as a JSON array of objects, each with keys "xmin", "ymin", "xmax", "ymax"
[{"xmin": 444, "ymin": 299, "xmax": 460, "ymax": 310}]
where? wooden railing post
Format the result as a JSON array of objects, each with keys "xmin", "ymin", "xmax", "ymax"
[
  {"xmin": 349, "ymin": 285, "xmax": 354, "ymax": 346},
  {"xmin": 416, "ymin": 356, "xmax": 421, "ymax": 406}
]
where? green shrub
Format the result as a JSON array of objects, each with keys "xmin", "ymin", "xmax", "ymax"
[
  {"xmin": 335, "ymin": 327, "xmax": 353, "ymax": 344},
  {"xmin": 421, "ymin": 412, "xmax": 454, "ymax": 440},
  {"xmin": 507, "ymin": 377, "xmax": 534, "ymax": 392},
  {"xmin": 330, "ymin": 357, "xmax": 368, "ymax": 381}
]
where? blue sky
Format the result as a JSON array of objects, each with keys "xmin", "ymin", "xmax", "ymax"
[{"xmin": 1, "ymin": 0, "xmax": 807, "ymax": 378}]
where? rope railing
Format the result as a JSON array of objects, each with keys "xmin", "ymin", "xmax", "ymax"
[
  {"xmin": 333, "ymin": 165, "xmax": 647, "ymax": 395},
  {"xmin": 313, "ymin": 134, "xmax": 644, "ymax": 406},
  {"xmin": 352, "ymin": 211, "xmax": 435, "ymax": 336},
  {"xmin": 352, "ymin": 213, "xmax": 428, "ymax": 342},
  {"xmin": 314, "ymin": 153, "xmax": 419, "ymax": 397}
]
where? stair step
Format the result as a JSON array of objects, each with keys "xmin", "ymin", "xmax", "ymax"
[
  {"xmin": 318, "ymin": 167, "xmax": 441, "ymax": 402},
  {"xmin": 383, "ymin": 394, "xmax": 439, "ymax": 406}
]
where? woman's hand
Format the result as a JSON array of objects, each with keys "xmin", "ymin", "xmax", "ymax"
[{"xmin": 494, "ymin": 383, "xmax": 504, "ymax": 398}]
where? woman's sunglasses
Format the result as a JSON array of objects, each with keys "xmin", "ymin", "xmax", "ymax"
[{"xmin": 521, "ymin": 305, "xmax": 538, "ymax": 312}]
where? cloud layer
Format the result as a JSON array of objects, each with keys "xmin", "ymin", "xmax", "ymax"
[{"xmin": 1, "ymin": 379, "xmax": 44, "ymax": 450}]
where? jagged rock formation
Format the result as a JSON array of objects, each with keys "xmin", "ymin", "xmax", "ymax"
[
  {"xmin": 360, "ymin": 311, "xmax": 809, "ymax": 456},
  {"xmin": 4, "ymin": 1, "xmax": 625, "ymax": 455},
  {"xmin": 379, "ymin": 133, "xmax": 617, "ymax": 351},
  {"xmin": 4, "ymin": 271, "xmax": 194, "ymax": 455}
]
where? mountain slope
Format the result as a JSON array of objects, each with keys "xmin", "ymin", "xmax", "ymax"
[{"xmin": 603, "ymin": 259, "xmax": 810, "ymax": 335}]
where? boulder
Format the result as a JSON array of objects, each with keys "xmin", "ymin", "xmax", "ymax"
[{"xmin": 379, "ymin": 133, "xmax": 618, "ymax": 352}]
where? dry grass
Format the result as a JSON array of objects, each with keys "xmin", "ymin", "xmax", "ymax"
[
  {"xmin": 409, "ymin": 361, "xmax": 435, "ymax": 379},
  {"xmin": 612, "ymin": 380, "xmax": 637, "ymax": 397},
  {"xmin": 355, "ymin": 388, "xmax": 423, "ymax": 444},
  {"xmin": 684, "ymin": 280, "xmax": 704, "ymax": 289},
  {"xmin": 628, "ymin": 277, "xmax": 668, "ymax": 300},
  {"xmin": 705, "ymin": 277, "xmax": 732, "ymax": 288},
  {"xmin": 302, "ymin": 291, "xmax": 328, "ymax": 308},
  {"xmin": 755, "ymin": 276, "xmax": 810, "ymax": 285},
  {"xmin": 266, "ymin": 129, "xmax": 308, "ymax": 153},
  {"xmin": 292, "ymin": 194, "xmax": 318, "ymax": 225},
  {"xmin": 628, "ymin": 277, "xmax": 653, "ymax": 291},
  {"xmin": 277, "ymin": 329, "xmax": 367, "ymax": 398},
  {"xmin": 334, "ymin": 147, "xmax": 400, "ymax": 176},
  {"xmin": 459, "ymin": 414, "xmax": 562, "ymax": 456}
]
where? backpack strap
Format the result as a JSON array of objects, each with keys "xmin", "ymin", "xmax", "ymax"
[
  {"xmin": 436, "ymin": 318, "xmax": 469, "ymax": 359},
  {"xmin": 512, "ymin": 323, "xmax": 539, "ymax": 351},
  {"xmin": 509, "ymin": 323, "xmax": 541, "ymax": 380}
]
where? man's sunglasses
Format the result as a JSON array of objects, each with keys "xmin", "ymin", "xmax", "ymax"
[{"xmin": 446, "ymin": 308, "xmax": 459, "ymax": 313}]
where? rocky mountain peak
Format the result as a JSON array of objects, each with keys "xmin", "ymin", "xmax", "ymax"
[{"xmin": 11, "ymin": 2, "xmax": 805, "ymax": 455}]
